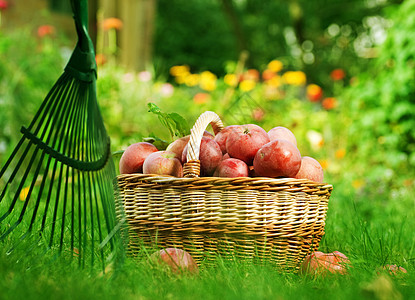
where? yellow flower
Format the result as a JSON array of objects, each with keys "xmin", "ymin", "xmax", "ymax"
[
  {"xmin": 352, "ymin": 179, "xmax": 365, "ymax": 189},
  {"xmin": 19, "ymin": 187, "xmax": 30, "ymax": 201},
  {"xmin": 282, "ymin": 71, "xmax": 307, "ymax": 85},
  {"xmin": 199, "ymin": 71, "xmax": 217, "ymax": 91},
  {"xmin": 267, "ymin": 60, "xmax": 283, "ymax": 73},
  {"xmin": 224, "ymin": 74, "xmax": 238, "ymax": 87},
  {"xmin": 184, "ymin": 73, "xmax": 200, "ymax": 87},
  {"xmin": 265, "ymin": 75, "xmax": 282, "ymax": 88},
  {"xmin": 170, "ymin": 65, "xmax": 190, "ymax": 77},
  {"xmin": 239, "ymin": 79, "xmax": 256, "ymax": 92}
]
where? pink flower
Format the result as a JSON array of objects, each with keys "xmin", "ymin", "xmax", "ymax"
[
  {"xmin": 0, "ymin": 0, "xmax": 9, "ymax": 11},
  {"xmin": 37, "ymin": 25, "xmax": 56, "ymax": 38},
  {"xmin": 160, "ymin": 83, "xmax": 174, "ymax": 97},
  {"xmin": 138, "ymin": 71, "xmax": 152, "ymax": 82}
]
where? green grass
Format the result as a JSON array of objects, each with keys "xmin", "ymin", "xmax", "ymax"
[{"xmin": 0, "ymin": 176, "xmax": 414, "ymax": 300}]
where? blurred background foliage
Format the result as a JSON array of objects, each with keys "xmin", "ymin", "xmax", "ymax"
[{"xmin": 0, "ymin": 0, "xmax": 414, "ymax": 192}]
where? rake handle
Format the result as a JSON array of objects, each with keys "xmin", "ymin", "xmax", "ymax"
[{"xmin": 183, "ymin": 111, "xmax": 224, "ymax": 178}]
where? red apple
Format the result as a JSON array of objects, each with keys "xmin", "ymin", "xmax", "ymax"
[
  {"xmin": 203, "ymin": 130, "xmax": 215, "ymax": 140},
  {"xmin": 182, "ymin": 137, "xmax": 222, "ymax": 176},
  {"xmin": 166, "ymin": 136, "xmax": 190, "ymax": 162},
  {"xmin": 294, "ymin": 156, "xmax": 324, "ymax": 183},
  {"xmin": 119, "ymin": 142, "xmax": 158, "ymax": 174},
  {"xmin": 143, "ymin": 151, "xmax": 183, "ymax": 177},
  {"xmin": 300, "ymin": 251, "xmax": 350, "ymax": 276},
  {"xmin": 214, "ymin": 125, "xmax": 239, "ymax": 154},
  {"xmin": 253, "ymin": 139, "xmax": 301, "ymax": 178},
  {"xmin": 226, "ymin": 124, "xmax": 270, "ymax": 165},
  {"xmin": 213, "ymin": 158, "xmax": 249, "ymax": 178},
  {"xmin": 150, "ymin": 248, "xmax": 199, "ymax": 275},
  {"xmin": 268, "ymin": 126, "xmax": 297, "ymax": 146}
]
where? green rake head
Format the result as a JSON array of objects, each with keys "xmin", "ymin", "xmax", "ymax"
[{"xmin": 0, "ymin": 0, "xmax": 124, "ymax": 270}]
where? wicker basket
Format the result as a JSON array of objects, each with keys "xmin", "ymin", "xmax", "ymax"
[{"xmin": 116, "ymin": 111, "xmax": 333, "ymax": 271}]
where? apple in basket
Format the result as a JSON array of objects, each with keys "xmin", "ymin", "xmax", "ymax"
[
  {"xmin": 214, "ymin": 125, "xmax": 240, "ymax": 154},
  {"xmin": 143, "ymin": 150, "xmax": 183, "ymax": 177},
  {"xmin": 294, "ymin": 156, "xmax": 324, "ymax": 183},
  {"xmin": 226, "ymin": 124, "xmax": 270, "ymax": 165},
  {"xmin": 268, "ymin": 126, "xmax": 297, "ymax": 146},
  {"xmin": 119, "ymin": 142, "xmax": 158, "ymax": 174},
  {"xmin": 213, "ymin": 158, "xmax": 249, "ymax": 178},
  {"xmin": 150, "ymin": 248, "xmax": 199, "ymax": 275},
  {"xmin": 182, "ymin": 136, "xmax": 222, "ymax": 176},
  {"xmin": 253, "ymin": 139, "xmax": 301, "ymax": 178},
  {"xmin": 300, "ymin": 251, "xmax": 350, "ymax": 276},
  {"xmin": 166, "ymin": 131, "xmax": 215, "ymax": 162}
]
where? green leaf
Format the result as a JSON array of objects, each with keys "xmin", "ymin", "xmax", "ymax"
[
  {"xmin": 142, "ymin": 136, "xmax": 170, "ymax": 150},
  {"xmin": 147, "ymin": 103, "xmax": 190, "ymax": 140}
]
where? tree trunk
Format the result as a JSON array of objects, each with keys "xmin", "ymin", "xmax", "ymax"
[
  {"xmin": 98, "ymin": 0, "xmax": 156, "ymax": 72},
  {"xmin": 119, "ymin": 0, "xmax": 157, "ymax": 72}
]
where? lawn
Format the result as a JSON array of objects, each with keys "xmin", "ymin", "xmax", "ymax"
[{"xmin": 1, "ymin": 173, "xmax": 413, "ymax": 300}]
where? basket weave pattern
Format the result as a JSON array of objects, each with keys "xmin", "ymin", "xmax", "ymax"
[{"xmin": 116, "ymin": 112, "xmax": 333, "ymax": 271}]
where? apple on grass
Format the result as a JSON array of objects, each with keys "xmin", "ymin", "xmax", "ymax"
[
  {"xmin": 182, "ymin": 137, "xmax": 222, "ymax": 176},
  {"xmin": 226, "ymin": 124, "xmax": 270, "ymax": 165},
  {"xmin": 119, "ymin": 142, "xmax": 158, "ymax": 174},
  {"xmin": 149, "ymin": 248, "xmax": 199, "ymax": 275},
  {"xmin": 268, "ymin": 126, "xmax": 297, "ymax": 146},
  {"xmin": 213, "ymin": 158, "xmax": 249, "ymax": 178},
  {"xmin": 143, "ymin": 150, "xmax": 183, "ymax": 177},
  {"xmin": 300, "ymin": 251, "xmax": 350, "ymax": 276},
  {"xmin": 294, "ymin": 156, "xmax": 324, "ymax": 183},
  {"xmin": 253, "ymin": 139, "xmax": 301, "ymax": 178}
]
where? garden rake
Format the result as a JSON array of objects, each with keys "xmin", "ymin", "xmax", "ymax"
[{"xmin": 0, "ymin": 0, "xmax": 124, "ymax": 270}]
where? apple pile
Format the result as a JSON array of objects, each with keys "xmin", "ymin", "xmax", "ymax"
[{"xmin": 119, "ymin": 124, "xmax": 324, "ymax": 183}]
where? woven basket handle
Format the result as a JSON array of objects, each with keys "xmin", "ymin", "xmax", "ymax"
[{"xmin": 183, "ymin": 111, "xmax": 224, "ymax": 178}]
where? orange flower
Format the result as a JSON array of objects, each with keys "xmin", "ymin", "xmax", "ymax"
[
  {"xmin": 319, "ymin": 159, "xmax": 329, "ymax": 170},
  {"xmin": 95, "ymin": 54, "xmax": 107, "ymax": 66},
  {"xmin": 244, "ymin": 69, "xmax": 260, "ymax": 81},
  {"xmin": 330, "ymin": 69, "xmax": 345, "ymax": 81},
  {"xmin": 335, "ymin": 149, "xmax": 346, "ymax": 159},
  {"xmin": 262, "ymin": 69, "xmax": 275, "ymax": 81},
  {"xmin": 102, "ymin": 18, "xmax": 123, "ymax": 31},
  {"xmin": 37, "ymin": 25, "xmax": 55, "ymax": 38},
  {"xmin": 193, "ymin": 92, "xmax": 210, "ymax": 104},
  {"xmin": 306, "ymin": 84, "xmax": 323, "ymax": 102},
  {"xmin": 322, "ymin": 97, "xmax": 338, "ymax": 110}
]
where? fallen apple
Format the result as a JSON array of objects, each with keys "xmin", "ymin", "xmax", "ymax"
[
  {"xmin": 119, "ymin": 142, "xmax": 158, "ymax": 174},
  {"xmin": 143, "ymin": 150, "xmax": 183, "ymax": 177},
  {"xmin": 300, "ymin": 251, "xmax": 350, "ymax": 276},
  {"xmin": 150, "ymin": 248, "xmax": 199, "ymax": 275}
]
